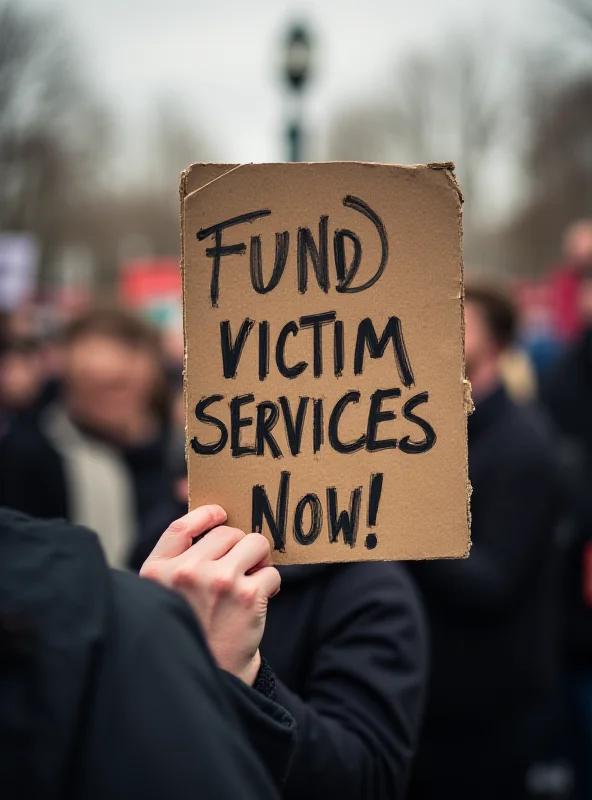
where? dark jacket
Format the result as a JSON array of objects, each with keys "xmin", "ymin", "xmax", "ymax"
[
  {"xmin": 0, "ymin": 509, "xmax": 295, "ymax": 800},
  {"xmin": 541, "ymin": 327, "xmax": 592, "ymax": 668},
  {"xmin": 129, "ymin": 508, "xmax": 428, "ymax": 798},
  {"xmin": 261, "ymin": 562, "xmax": 428, "ymax": 800},
  {"xmin": 410, "ymin": 386, "xmax": 562, "ymax": 729}
]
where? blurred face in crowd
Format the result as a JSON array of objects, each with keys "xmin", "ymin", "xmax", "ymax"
[
  {"xmin": 564, "ymin": 221, "xmax": 592, "ymax": 266},
  {"xmin": 464, "ymin": 300, "xmax": 500, "ymax": 384},
  {"xmin": 64, "ymin": 333, "xmax": 161, "ymax": 443},
  {"xmin": 0, "ymin": 346, "xmax": 43, "ymax": 410}
]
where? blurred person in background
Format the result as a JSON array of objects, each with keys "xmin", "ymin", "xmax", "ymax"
[
  {"xmin": 1, "ymin": 504, "xmax": 295, "ymax": 799},
  {"xmin": 408, "ymin": 280, "xmax": 562, "ymax": 800},
  {"xmin": 130, "ymin": 433, "xmax": 188, "ymax": 571},
  {"xmin": 0, "ymin": 306, "xmax": 68, "ymax": 430},
  {"xmin": 133, "ymin": 458, "xmax": 428, "ymax": 799},
  {"xmin": 546, "ymin": 220, "xmax": 592, "ymax": 349},
  {"xmin": 541, "ymin": 262, "xmax": 592, "ymax": 799},
  {"xmin": 564, "ymin": 220, "xmax": 592, "ymax": 267},
  {"xmin": 0, "ymin": 308, "xmax": 51, "ymax": 428},
  {"xmin": 501, "ymin": 340, "xmax": 538, "ymax": 405},
  {"xmin": 0, "ymin": 307, "xmax": 174, "ymax": 568},
  {"xmin": 468, "ymin": 274, "xmax": 539, "ymax": 405},
  {"xmin": 0, "ymin": 313, "xmax": 8, "ymax": 436},
  {"xmin": 3, "ymin": 302, "xmax": 40, "ymax": 341},
  {"xmin": 0, "ymin": 337, "xmax": 45, "ymax": 420}
]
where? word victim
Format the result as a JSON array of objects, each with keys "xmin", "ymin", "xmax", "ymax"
[{"xmin": 220, "ymin": 312, "xmax": 414, "ymax": 384}]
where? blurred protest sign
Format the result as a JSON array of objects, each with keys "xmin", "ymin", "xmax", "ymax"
[
  {"xmin": 181, "ymin": 163, "xmax": 470, "ymax": 565},
  {"xmin": 0, "ymin": 233, "xmax": 39, "ymax": 310},
  {"xmin": 119, "ymin": 257, "xmax": 182, "ymax": 331}
]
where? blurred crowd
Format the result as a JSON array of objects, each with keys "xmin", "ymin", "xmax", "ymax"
[{"xmin": 3, "ymin": 220, "xmax": 592, "ymax": 799}]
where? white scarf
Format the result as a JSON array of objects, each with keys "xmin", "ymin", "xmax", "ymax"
[{"xmin": 43, "ymin": 406, "xmax": 136, "ymax": 569}]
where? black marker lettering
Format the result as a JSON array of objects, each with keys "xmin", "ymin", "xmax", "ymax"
[
  {"xmin": 252, "ymin": 471, "xmax": 290, "ymax": 551},
  {"xmin": 293, "ymin": 493, "xmax": 323, "ymax": 545},
  {"xmin": 250, "ymin": 231, "xmax": 289, "ymax": 294},
  {"xmin": 191, "ymin": 395, "xmax": 228, "ymax": 455},
  {"xmin": 367, "ymin": 473, "xmax": 383, "ymax": 527},
  {"xmin": 255, "ymin": 401, "xmax": 282, "ymax": 458},
  {"xmin": 334, "ymin": 320, "xmax": 345, "ymax": 377},
  {"xmin": 337, "ymin": 196, "xmax": 388, "ymax": 293},
  {"xmin": 366, "ymin": 388, "xmax": 401, "ymax": 452},
  {"xmin": 313, "ymin": 398, "xmax": 324, "ymax": 454},
  {"xmin": 365, "ymin": 473, "xmax": 382, "ymax": 549},
  {"xmin": 399, "ymin": 391, "xmax": 437, "ymax": 454},
  {"xmin": 197, "ymin": 209, "xmax": 271, "ymax": 307},
  {"xmin": 258, "ymin": 321, "xmax": 269, "ymax": 381},
  {"xmin": 327, "ymin": 487, "xmax": 362, "ymax": 546},
  {"xmin": 220, "ymin": 319, "xmax": 254, "ymax": 379},
  {"xmin": 276, "ymin": 321, "xmax": 307, "ymax": 379},
  {"xmin": 279, "ymin": 396, "xmax": 309, "ymax": 457},
  {"xmin": 354, "ymin": 317, "xmax": 415, "ymax": 387},
  {"xmin": 297, "ymin": 216, "xmax": 329, "ymax": 294},
  {"xmin": 230, "ymin": 394, "xmax": 256, "ymax": 458},
  {"xmin": 300, "ymin": 311, "xmax": 337, "ymax": 378},
  {"xmin": 328, "ymin": 391, "xmax": 366, "ymax": 454},
  {"xmin": 333, "ymin": 228, "xmax": 362, "ymax": 290}
]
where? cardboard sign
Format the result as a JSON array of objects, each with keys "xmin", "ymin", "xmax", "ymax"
[{"xmin": 181, "ymin": 163, "xmax": 470, "ymax": 565}]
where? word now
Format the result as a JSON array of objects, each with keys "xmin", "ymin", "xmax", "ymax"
[
  {"xmin": 196, "ymin": 195, "xmax": 388, "ymax": 307},
  {"xmin": 252, "ymin": 471, "xmax": 384, "ymax": 552}
]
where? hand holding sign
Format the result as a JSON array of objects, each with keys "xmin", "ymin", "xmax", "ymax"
[
  {"xmin": 140, "ymin": 504, "xmax": 280, "ymax": 685},
  {"xmin": 181, "ymin": 163, "xmax": 470, "ymax": 565}
]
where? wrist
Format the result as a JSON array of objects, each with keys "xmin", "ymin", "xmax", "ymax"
[{"xmin": 238, "ymin": 649, "xmax": 261, "ymax": 686}]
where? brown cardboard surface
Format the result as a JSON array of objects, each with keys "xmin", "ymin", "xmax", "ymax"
[{"xmin": 181, "ymin": 162, "xmax": 470, "ymax": 565}]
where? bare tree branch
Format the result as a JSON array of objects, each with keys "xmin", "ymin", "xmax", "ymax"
[{"xmin": 0, "ymin": 0, "xmax": 111, "ymax": 284}]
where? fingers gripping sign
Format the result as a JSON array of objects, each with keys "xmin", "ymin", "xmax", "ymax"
[{"xmin": 140, "ymin": 505, "xmax": 281, "ymax": 686}]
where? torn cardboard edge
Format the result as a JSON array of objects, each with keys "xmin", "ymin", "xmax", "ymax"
[
  {"xmin": 454, "ymin": 171, "xmax": 472, "ymax": 559},
  {"xmin": 430, "ymin": 163, "xmax": 471, "ymax": 558},
  {"xmin": 439, "ymin": 164, "xmax": 472, "ymax": 558}
]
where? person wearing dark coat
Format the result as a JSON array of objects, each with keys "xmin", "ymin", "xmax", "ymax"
[
  {"xmin": 541, "ymin": 264, "xmax": 592, "ymax": 799},
  {"xmin": 409, "ymin": 281, "xmax": 562, "ymax": 800},
  {"xmin": 0, "ymin": 506, "xmax": 295, "ymax": 800},
  {"xmin": 129, "ymin": 434, "xmax": 188, "ymax": 571},
  {"xmin": 134, "ymin": 485, "xmax": 429, "ymax": 799},
  {"xmin": 0, "ymin": 307, "xmax": 174, "ymax": 569},
  {"xmin": 260, "ymin": 562, "xmax": 427, "ymax": 800}
]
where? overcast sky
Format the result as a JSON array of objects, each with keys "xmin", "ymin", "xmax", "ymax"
[{"xmin": 23, "ymin": 0, "xmax": 559, "ymax": 161}]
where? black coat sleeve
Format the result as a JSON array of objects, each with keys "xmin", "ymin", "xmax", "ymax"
[
  {"xmin": 410, "ymin": 446, "xmax": 559, "ymax": 618},
  {"xmin": 77, "ymin": 573, "xmax": 295, "ymax": 800},
  {"xmin": 0, "ymin": 423, "xmax": 68, "ymax": 520},
  {"xmin": 269, "ymin": 564, "xmax": 428, "ymax": 800}
]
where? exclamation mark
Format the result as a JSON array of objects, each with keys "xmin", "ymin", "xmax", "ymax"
[{"xmin": 365, "ymin": 473, "xmax": 383, "ymax": 550}]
